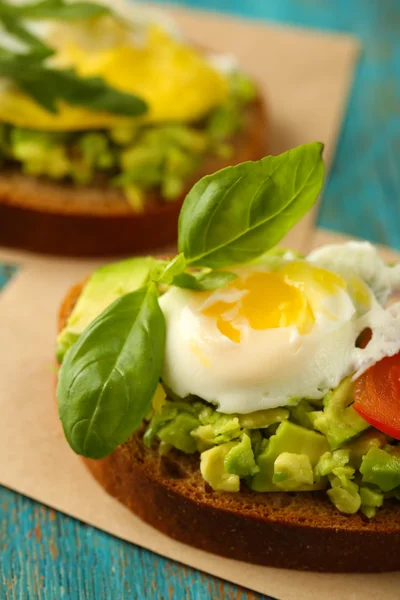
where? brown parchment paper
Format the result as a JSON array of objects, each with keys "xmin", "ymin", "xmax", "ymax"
[{"xmin": 0, "ymin": 7, "xmax": 378, "ymax": 600}]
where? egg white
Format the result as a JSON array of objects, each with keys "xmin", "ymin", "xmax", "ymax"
[{"xmin": 160, "ymin": 245, "xmax": 400, "ymax": 414}]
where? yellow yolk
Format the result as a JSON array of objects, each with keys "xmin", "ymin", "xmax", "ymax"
[
  {"xmin": 202, "ymin": 262, "xmax": 348, "ymax": 343},
  {"xmin": 0, "ymin": 26, "xmax": 228, "ymax": 130}
]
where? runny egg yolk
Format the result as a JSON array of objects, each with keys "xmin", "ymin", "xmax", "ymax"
[{"xmin": 202, "ymin": 262, "xmax": 348, "ymax": 343}]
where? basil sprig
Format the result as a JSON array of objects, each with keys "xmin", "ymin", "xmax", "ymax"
[
  {"xmin": 57, "ymin": 284, "xmax": 165, "ymax": 459},
  {"xmin": 178, "ymin": 142, "xmax": 324, "ymax": 267},
  {"xmin": 58, "ymin": 143, "xmax": 325, "ymax": 459},
  {"xmin": 150, "ymin": 253, "xmax": 237, "ymax": 291},
  {"xmin": 172, "ymin": 270, "xmax": 237, "ymax": 291},
  {"xmin": 0, "ymin": 0, "xmax": 148, "ymax": 117}
]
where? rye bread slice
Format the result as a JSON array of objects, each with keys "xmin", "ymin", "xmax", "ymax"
[
  {"xmin": 0, "ymin": 95, "xmax": 267, "ymax": 256},
  {"xmin": 57, "ymin": 281, "xmax": 400, "ymax": 573}
]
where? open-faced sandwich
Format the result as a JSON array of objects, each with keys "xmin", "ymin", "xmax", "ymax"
[
  {"xmin": 56, "ymin": 143, "xmax": 400, "ymax": 572},
  {"xmin": 0, "ymin": 0, "xmax": 266, "ymax": 255}
]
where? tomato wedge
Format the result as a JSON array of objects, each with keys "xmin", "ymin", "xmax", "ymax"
[{"xmin": 354, "ymin": 350, "xmax": 400, "ymax": 439}]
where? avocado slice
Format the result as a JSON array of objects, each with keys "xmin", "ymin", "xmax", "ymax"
[
  {"xmin": 309, "ymin": 377, "xmax": 369, "ymax": 450},
  {"xmin": 251, "ymin": 421, "xmax": 329, "ymax": 492},
  {"xmin": 57, "ymin": 256, "xmax": 155, "ymax": 360}
]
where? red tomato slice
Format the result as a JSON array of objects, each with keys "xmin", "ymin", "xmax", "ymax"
[{"xmin": 354, "ymin": 350, "xmax": 400, "ymax": 439}]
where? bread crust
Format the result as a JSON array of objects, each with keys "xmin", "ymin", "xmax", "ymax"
[
  {"xmin": 0, "ymin": 96, "xmax": 267, "ymax": 256},
  {"xmin": 58, "ymin": 282, "xmax": 400, "ymax": 573}
]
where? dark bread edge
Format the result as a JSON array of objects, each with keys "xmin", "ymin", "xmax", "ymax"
[
  {"xmin": 56, "ymin": 281, "xmax": 400, "ymax": 574},
  {"xmin": 0, "ymin": 96, "xmax": 266, "ymax": 256}
]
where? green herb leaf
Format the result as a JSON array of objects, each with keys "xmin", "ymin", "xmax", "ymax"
[
  {"xmin": 57, "ymin": 283, "xmax": 165, "ymax": 459},
  {"xmin": 0, "ymin": 0, "xmax": 148, "ymax": 117},
  {"xmin": 0, "ymin": 0, "xmax": 112, "ymax": 21},
  {"xmin": 0, "ymin": 53, "xmax": 148, "ymax": 116},
  {"xmin": 151, "ymin": 253, "xmax": 186, "ymax": 285},
  {"xmin": 173, "ymin": 270, "xmax": 237, "ymax": 291},
  {"xmin": 0, "ymin": 15, "xmax": 53, "ymax": 55},
  {"xmin": 151, "ymin": 254, "xmax": 236, "ymax": 291},
  {"xmin": 178, "ymin": 142, "xmax": 324, "ymax": 268}
]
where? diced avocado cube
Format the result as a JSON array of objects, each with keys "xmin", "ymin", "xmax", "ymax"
[
  {"xmin": 238, "ymin": 408, "xmax": 289, "ymax": 429},
  {"xmin": 191, "ymin": 424, "xmax": 215, "ymax": 452},
  {"xmin": 78, "ymin": 133, "xmax": 113, "ymax": 167},
  {"xmin": 158, "ymin": 413, "xmax": 200, "ymax": 454},
  {"xmin": 143, "ymin": 402, "xmax": 179, "ymax": 448},
  {"xmin": 361, "ymin": 506, "xmax": 378, "ymax": 519},
  {"xmin": 360, "ymin": 447, "xmax": 400, "ymax": 492},
  {"xmin": 224, "ymin": 433, "xmax": 259, "ymax": 477},
  {"xmin": 251, "ymin": 421, "xmax": 329, "ymax": 491},
  {"xmin": 360, "ymin": 486, "xmax": 384, "ymax": 519},
  {"xmin": 57, "ymin": 256, "xmax": 156, "ymax": 360},
  {"xmin": 161, "ymin": 175, "xmax": 184, "ymax": 200},
  {"xmin": 290, "ymin": 399, "xmax": 315, "ymax": 429},
  {"xmin": 191, "ymin": 413, "xmax": 241, "ymax": 450},
  {"xmin": 314, "ymin": 449, "xmax": 350, "ymax": 479},
  {"xmin": 249, "ymin": 429, "xmax": 264, "ymax": 459},
  {"xmin": 200, "ymin": 442, "xmax": 240, "ymax": 492},
  {"xmin": 359, "ymin": 483, "xmax": 384, "ymax": 518},
  {"xmin": 110, "ymin": 125, "xmax": 138, "ymax": 145},
  {"xmin": 124, "ymin": 184, "xmax": 145, "ymax": 211},
  {"xmin": 345, "ymin": 429, "xmax": 388, "ymax": 469},
  {"xmin": 327, "ymin": 486, "xmax": 361, "ymax": 514},
  {"xmin": 272, "ymin": 452, "xmax": 313, "ymax": 491},
  {"xmin": 324, "ymin": 452, "xmax": 361, "ymax": 514},
  {"xmin": 310, "ymin": 377, "xmax": 369, "ymax": 449}
]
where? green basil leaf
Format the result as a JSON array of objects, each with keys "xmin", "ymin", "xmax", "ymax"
[
  {"xmin": 57, "ymin": 283, "xmax": 165, "ymax": 459},
  {"xmin": 172, "ymin": 270, "xmax": 237, "ymax": 291},
  {"xmin": 178, "ymin": 142, "xmax": 324, "ymax": 268},
  {"xmin": 151, "ymin": 253, "xmax": 186, "ymax": 285}
]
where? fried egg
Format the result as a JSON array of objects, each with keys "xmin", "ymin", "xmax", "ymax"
[
  {"xmin": 0, "ymin": 1, "xmax": 228, "ymax": 130},
  {"xmin": 159, "ymin": 243, "xmax": 400, "ymax": 413}
]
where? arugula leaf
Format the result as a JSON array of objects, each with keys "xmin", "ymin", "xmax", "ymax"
[
  {"xmin": 178, "ymin": 142, "xmax": 324, "ymax": 268},
  {"xmin": 57, "ymin": 283, "xmax": 165, "ymax": 459},
  {"xmin": 0, "ymin": 15, "xmax": 53, "ymax": 55},
  {"xmin": 0, "ymin": 0, "xmax": 112, "ymax": 21},
  {"xmin": 173, "ymin": 270, "xmax": 237, "ymax": 291},
  {"xmin": 0, "ymin": 52, "xmax": 148, "ymax": 115},
  {"xmin": 0, "ymin": 0, "xmax": 148, "ymax": 116}
]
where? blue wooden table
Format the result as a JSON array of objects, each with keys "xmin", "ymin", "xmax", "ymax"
[{"xmin": 2, "ymin": 1, "xmax": 400, "ymax": 598}]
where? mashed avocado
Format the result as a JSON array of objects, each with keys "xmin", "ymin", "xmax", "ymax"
[
  {"xmin": 0, "ymin": 71, "xmax": 256, "ymax": 210},
  {"xmin": 140, "ymin": 386, "xmax": 400, "ymax": 517},
  {"xmin": 56, "ymin": 234, "xmax": 400, "ymax": 519}
]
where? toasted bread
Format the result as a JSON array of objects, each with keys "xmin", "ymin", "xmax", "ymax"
[
  {"xmin": 0, "ymin": 95, "xmax": 266, "ymax": 257},
  {"xmin": 57, "ymin": 281, "xmax": 400, "ymax": 572}
]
